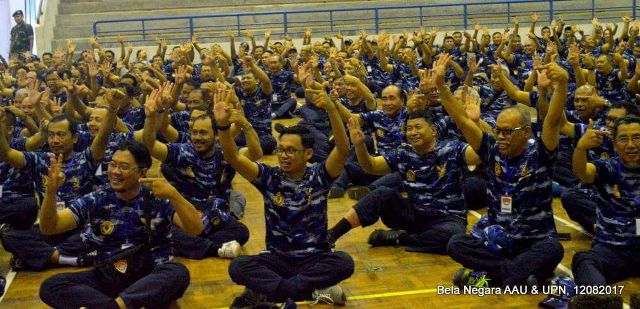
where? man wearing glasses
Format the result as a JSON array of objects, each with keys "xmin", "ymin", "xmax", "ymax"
[
  {"xmin": 39, "ymin": 140, "xmax": 203, "ymax": 309},
  {"xmin": 214, "ymin": 87, "xmax": 353, "ymax": 307},
  {"xmin": 433, "ymin": 54, "xmax": 565, "ymax": 288},
  {"xmin": 0, "ymin": 94, "xmax": 118, "ymax": 271},
  {"xmin": 569, "ymin": 116, "xmax": 640, "ymax": 305}
]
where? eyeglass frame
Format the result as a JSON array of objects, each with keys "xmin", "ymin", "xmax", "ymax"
[{"xmin": 494, "ymin": 125, "xmax": 529, "ymax": 137}]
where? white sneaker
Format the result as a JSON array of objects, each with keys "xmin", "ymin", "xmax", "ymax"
[
  {"xmin": 217, "ymin": 240, "xmax": 241, "ymax": 259},
  {"xmin": 311, "ymin": 285, "xmax": 346, "ymax": 306}
]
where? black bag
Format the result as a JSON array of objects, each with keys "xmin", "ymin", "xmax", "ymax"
[{"xmin": 95, "ymin": 188, "xmax": 156, "ymax": 282}]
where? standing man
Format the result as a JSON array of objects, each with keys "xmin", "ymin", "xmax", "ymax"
[{"xmin": 10, "ymin": 10, "xmax": 34, "ymax": 57}]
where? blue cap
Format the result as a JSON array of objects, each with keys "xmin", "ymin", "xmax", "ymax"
[{"xmin": 13, "ymin": 10, "xmax": 23, "ymax": 17}]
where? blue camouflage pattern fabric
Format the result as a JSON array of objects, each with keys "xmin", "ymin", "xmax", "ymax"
[
  {"xmin": 251, "ymin": 162, "xmax": 335, "ymax": 258},
  {"xmin": 122, "ymin": 106, "xmax": 146, "ymax": 131},
  {"xmin": 477, "ymin": 132, "xmax": 557, "ymax": 240},
  {"xmin": 360, "ymin": 108, "xmax": 408, "ymax": 154},
  {"xmin": 199, "ymin": 197, "xmax": 233, "ymax": 235},
  {"xmin": 595, "ymin": 69, "xmax": 630, "ymax": 102},
  {"xmin": 591, "ymin": 157, "xmax": 640, "ymax": 247},
  {"xmin": 339, "ymin": 98, "xmax": 368, "ymax": 114},
  {"xmin": 383, "ymin": 141, "xmax": 469, "ymax": 220},
  {"xmin": 165, "ymin": 143, "xmax": 235, "ymax": 206},
  {"xmin": 268, "ymin": 70, "xmax": 295, "ymax": 102},
  {"xmin": 362, "ymin": 56, "xmax": 393, "ymax": 86},
  {"xmin": 171, "ymin": 111, "xmax": 192, "ymax": 133},
  {"xmin": 26, "ymin": 149, "xmax": 99, "ymax": 203},
  {"xmin": 236, "ymin": 88, "xmax": 273, "ymax": 136},
  {"xmin": 392, "ymin": 62, "xmax": 420, "ymax": 91},
  {"xmin": 0, "ymin": 137, "xmax": 37, "ymax": 202},
  {"xmin": 477, "ymin": 85, "xmax": 517, "ymax": 121},
  {"xmin": 68, "ymin": 187, "xmax": 175, "ymax": 264}
]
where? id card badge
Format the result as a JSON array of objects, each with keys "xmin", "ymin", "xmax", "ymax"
[
  {"xmin": 500, "ymin": 196, "xmax": 512, "ymax": 214},
  {"xmin": 636, "ymin": 218, "xmax": 640, "ymax": 236},
  {"xmin": 121, "ymin": 242, "xmax": 133, "ymax": 250},
  {"xmin": 95, "ymin": 164, "xmax": 103, "ymax": 176},
  {"xmin": 56, "ymin": 201, "xmax": 66, "ymax": 212},
  {"xmin": 272, "ymin": 94, "xmax": 278, "ymax": 102},
  {"xmin": 0, "ymin": 185, "xmax": 3, "ymax": 198},
  {"xmin": 367, "ymin": 65, "xmax": 373, "ymax": 73}
]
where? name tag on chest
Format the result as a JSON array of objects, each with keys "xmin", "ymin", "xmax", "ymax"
[{"xmin": 500, "ymin": 196, "xmax": 512, "ymax": 214}]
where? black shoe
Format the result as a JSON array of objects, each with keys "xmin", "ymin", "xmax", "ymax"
[
  {"xmin": 328, "ymin": 186, "xmax": 345, "ymax": 199},
  {"xmin": 347, "ymin": 186, "xmax": 371, "ymax": 201},
  {"xmin": 568, "ymin": 294, "xmax": 622, "ymax": 309},
  {"xmin": 0, "ymin": 275, "xmax": 5, "ymax": 297},
  {"xmin": 10, "ymin": 256, "xmax": 25, "ymax": 271},
  {"xmin": 367, "ymin": 229, "xmax": 405, "ymax": 247},
  {"xmin": 230, "ymin": 288, "xmax": 268, "ymax": 309}
]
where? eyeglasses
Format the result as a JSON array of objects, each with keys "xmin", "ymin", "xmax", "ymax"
[
  {"xmin": 47, "ymin": 132, "xmax": 69, "ymax": 139},
  {"xmin": 495, "ymin": 125, "xmax": 529, "ymax": 137},
  {"xmin": 615, "ymin": 136, "xmax": 640, "ymax": 145},
  {"xmin": 107, "ymin": 162, "xmax": 139, "ymax": 173},
  {"xmin": 273, "ymin": 147, "xmax": 306, "ymax": 156}
]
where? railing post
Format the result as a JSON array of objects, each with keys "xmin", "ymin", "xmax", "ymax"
[
  {"xmin": 548, "ymin": 0, "xmax": 554, "ymax": 22},
  {"xmin": 284, "ymin": 12, "xmax": 288, "ymax": 35},
  {"xmin": 93, "ymin": 22, "xmax": 98, "ymax": 38},
  {"xmin": 330, "ymin": 11, "xmax": 333, "ymax": 33},
  {"xmin": 141, "ymin": 20, "xmax": 146, "ymax": 41},
  {"xmin": 236, "ymin": 15, "xmax": 241, "ymax": 36},
  {"xmin": 420, "ymin": 7, "xmax": 423, "ymax": 27},
  {"xmin": 189, "ymin": 17, "xmax": 194, "ymax": 40},
  {"xmin": 463, "ymin": 4, "xmax": 468, "ymax": 30},
  {"xmin": 374, "ymin": 9, "xmax": 379, "ymax": 34},
  {"xmin": 634, "ymin": 0, "xmax": 637, "ymax": 20},
  {"xmin": 591, "ymin": 0, "xmax": 595, "ymax": 19},
  {"xmin": 507, "ymin": 2, "xmax": 511, "ymax": 23}
]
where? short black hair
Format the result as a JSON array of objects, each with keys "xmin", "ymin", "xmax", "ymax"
[
  {"xmin": 444, "ymin": 36, "xmax": 454, "ymax": 40},
  {"xmin": 612, "ymin": 116, "xmax": 640, "ymax": 140},
  {"xmin": 116, "ymin": 139, "xmax": 152, "ymax": 169},
  {"xmin": 42, "ymin": 52, "xmax": 53, "ymax": 58},
  {"xmin": 274, "ymin": 123, "xmax": 314, "ymax": 149},
  {"xmin": 452, "ymin": 31, "xmax": 462, "ymax": 35},
  {"xmin": 3, "ymin": 110, "xmax": 18, "ymax": 128},
  {"xmin": 383, "ymin": 85, "xmax": 407, "ymax": 103},
  {"xmin": 192, "ymin": 113, "xmax": 217, "ymax": 133},
  {"xmin": 115, "ymin": 83, "xmax": 136, "ymax": 98},
  {"xmin": 611, "ymin": 100, "xmax": 639, "ymax": 117},
  {"xmin": 48, "ymin": 115, "xmax": 79, "ymax": 135},
  {"xmin": 105, "ymin": 50, "xmax": 115, "ymax": 57},
  {"xmin": 542, "ymin": 26, "xmax": 550, "ymax": 31},
  {"xmin": 406, "ymin": 110, "xmax": 435, "ymax": 126},
  {"xmin": 190, "ymin": 87, "xmax": 210, "ymax": 102}
]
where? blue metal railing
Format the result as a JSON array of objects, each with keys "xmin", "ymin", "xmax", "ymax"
[{"xmin": 93, "ymin": 0, "xmax": 640, "ymax": 45}]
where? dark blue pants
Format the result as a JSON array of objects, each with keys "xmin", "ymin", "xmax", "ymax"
[
  {"xmin": 295, "ymin": 121, "xmax": 332, "ymax": 163},
  {"xmin": 272, "ymin": 97, "xmax": 298, "ymax": 119},
  {"xmin": 572, "ymin": 244, "xmax": 640, "ymax": 286},
  {"xmin": 40, "ymin": 262, "xmax": 190, "ymax": 309},
  {"xmin": 236, "ymin": 133, "xmax": 277, "ymax": 155},
  {"xmin": 172, "ymin": 219, "xmax": 250, "ymax": 260},
  {"xmin": 462, "ymin": 170, "xmax": 488, "ymax": 210},
  {"xmin": 560, "ymin": 185, "xmax": 596, "ymax": 234},
  {"xmin": 228, "ymin": 251, "xmax": 354, "ymax": 302},
  {"xmin": 0, "ymin": 196, "xmax": 39, "ymax": 229},
  {"xmin": 447, "ymin": 234, "xmax": 564, "ymax": 286},
  {"xmin": 0, "ymin": 227, "xmax": 91, "ymax": 270},
  {"xmin": 353, "ymin": 186, "xmax": 466, "ymax": 254}
]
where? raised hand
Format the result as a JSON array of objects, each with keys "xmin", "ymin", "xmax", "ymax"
[
  {"xmin": 139, "ymin": 177, "xmax": 178, "ymax": 200},
  {"xmin": 67, "ymin": 40, "xmax": 76, "ymax": 54},
  {"xmin": 538, "ymin": 61, "xmax": 568, "ymax": 86},
  {"xmin": 432, "ymin": 54, "xmax": 452, "ymax": 84},
  {"xmin": 229, "ymin": 102, "xmax": 249, "ymax": 128},
  {"xmin": 577, "ymin": 119, "xmax": 609, "ymax": 150},
  {"xmin": 174, "ymin": 65, "xmax": 189, "ymax": 85},
  {"xmin": 44, "ymin": 154, "xmax": 66, "ymax": 192},
  {"xmin": 567, "ymin": 44, "xmax": 580, "ymax": 66},
  {"xmin": 537, "ymin": 70, "xmax": 551, "ymax": 90},
  {"xmin": 213, "ymin": 87, "xmax": 232, "ymax": 126},
  {"xmin": 305, "ymin": 89, "xmax": 333, "ymax": 110},
  {"xmin": 347, "ymin": 116, "xmax": 365, "ymax": 146},
  {"xmin": 512, "ymin": 16, "xmax": 519, "ymax": 26},
  {"xmin": 462, "ymin": 87, "xmax": 481, "ymax": 122},
  {"xmin": 143, "ymin": 88, "xmax": 160, "ymax": 116},
  {"xmin": 5, "ymin": 105, "xmax": 27, "ymax": 120}
]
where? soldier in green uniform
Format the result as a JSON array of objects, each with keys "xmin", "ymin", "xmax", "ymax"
[{"xmin": 10, "ymin": 10, "xmax": 34, "ymax": 57}]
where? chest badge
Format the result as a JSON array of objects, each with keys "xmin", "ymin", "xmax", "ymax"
[
  {"xmin": 70, "ymin": 176, "xmax": 81, "ymax": 190},
  {"xmin": 400, "ymin": 192, "xmax": 409, "ymax": 199},
  {"xmin": 600, "ymin": 152, "xmax": 610, "ymax": 160},
  {"xmin": 114, "ymin": 260, "xmax": 128, "ymax": 274},
  {"xmin": 494, "ymin": 162, "xmax": 502, "ymax": 177},
  {"xmin": 211, "ymin": 216, "xmax": 221, "ymax": 227},
  {"xmin": 376, "ymin": 129, "xmax": 385, "ymax": 137},
  {"xmin": 406, "ymin": 170, "xmax": 416, "ymax": 182},
  {"xmin": 437, "ymin": 163, "xmax": 446, "ymax": 179},
  {"xmin": 184, "ymin": 166, "xmax": 196, "ymax": 178},
  {"xmin": 274, "ymin": 192, "xmax": 285, "ymax": 207},
  {"xmin": 100, "ymin": 221, "xmax": 115, "ymax": 235},
  {"xmin": 611, "ymin": 184, "xmax": 621, "ymax": 199}
]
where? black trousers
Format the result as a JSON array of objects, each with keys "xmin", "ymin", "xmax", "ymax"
[
  {"xmin": 0, "ymin": 227, "xmax": 92, "ymax": 270},
  {"xmin": 353, "ymin": 186, "xmax": 467, "ymax": 254},
  {"xmin": 572, "ymin": 244, "xmax": 640, "ymax": 286},
  {"xmin": 172, "ymin": 219, "xmax": 250, "ymax": 259},
  {"xmin": 39, "ymin": 262, "xmax": 190, "ymax": 309},
  {"xmin": 228, "ymin": 251, "xmax": 354, "ymax": 302},
  {"xmin": 560, "ymin": 185, "xmax": 596, "ymax": 234},
  {"xmin": 236, "ymin": 133, "xmax": 277, "ymax": 155},
  {"xmin": 0, "ymin": 196, "xmax": 39, "ymax": 229},
  {"xmin": 447, "ymin": 234, "xmax": 564, "ymax": 286},
  {"xmin": 271, "ymin": 97, "xmax": 298, "ymax": 119}
]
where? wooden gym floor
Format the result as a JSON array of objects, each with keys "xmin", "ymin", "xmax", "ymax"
[{"xmin": 0, "ymin": 117, "xmax": 638, "ymax": 309}]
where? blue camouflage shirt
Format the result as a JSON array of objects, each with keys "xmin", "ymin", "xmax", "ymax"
[
  {"xmin": 251, "ymin": 162, "xmax": 335, "ymax": 258},
  {"xmin": 360, "ymin": 108, "xmax": 408, "ymax": 154},
  {"xmin": 478, "ymin": 132, "xmax": 557, "ymax": 239},
  {"xmin": 591, "ymin": 158, "xmax": 640, "ymax": 248},
  {"xmin": 0, "ymin": 137, "xmax": 37, "ymax": 202},
  {"xmin": 68, "ymin": 187, "xmax": 175, "ymax": 264},
  {"xmin": 268, "ymin": 70, "xmax": 295, "ymax": 102},
  {"xmin": 383, "ymin": 141, "xmax": 469, "ymax": 219},
  {"xmin": 236, "ymin": 87, "xmax": 273, "ymax": 136}
]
